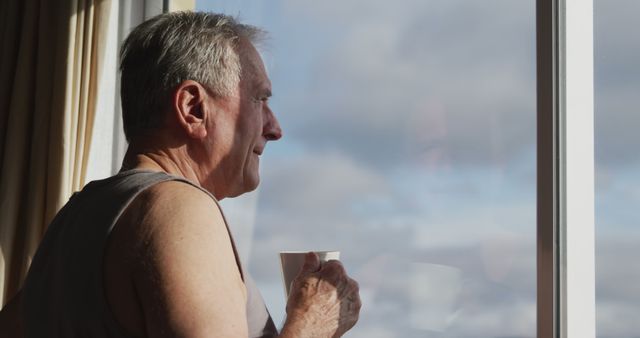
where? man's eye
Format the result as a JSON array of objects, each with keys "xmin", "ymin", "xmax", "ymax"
[{"xmin": 258, "ymin": 98, "xmax": 271, "ymax": 106}]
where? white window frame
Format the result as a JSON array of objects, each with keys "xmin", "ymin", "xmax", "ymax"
[{"xmin": 537, "ymin": 0, "xmax": 595, "ymax": 337}]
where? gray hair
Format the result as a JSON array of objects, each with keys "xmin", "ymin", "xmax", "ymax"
[{"xmin": 119, "ymin": 11, "xmax": 265, "ymax": 142}]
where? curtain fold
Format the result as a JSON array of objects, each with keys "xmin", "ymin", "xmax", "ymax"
[{"xmin": 0, "ymin": 0, "xmax": 112, "ymax": 306}]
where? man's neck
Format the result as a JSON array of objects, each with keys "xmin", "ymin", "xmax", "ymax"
[
  {"xmin": 121, "ymin": 142, "xmax": 206, "ymax": 191},
  {"xmin": 125, "ymin": 152, "xmax": 196, "ymax": 178},
  {"xmin": 120, "ymin": 130, "xmax": 232, "ymax": 199}
]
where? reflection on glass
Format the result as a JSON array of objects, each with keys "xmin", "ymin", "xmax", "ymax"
[
  {"xmin": 199, "ymin": 1, "xmax": 536, "ymax": 337},
  {"xmin": 595, "ymin": 1, "xmax": 640, "ymax": 336}
]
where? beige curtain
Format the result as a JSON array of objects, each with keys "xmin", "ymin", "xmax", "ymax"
[{"xmin": 0, "ymin": 0, "xmax": 112, "ymax": 306}]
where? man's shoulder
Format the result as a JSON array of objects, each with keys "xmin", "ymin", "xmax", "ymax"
[
  {"xmin": 136, "ymin": 179, "xmax": 222, "ymax": 224},
  {"xmin": 143, "ymin": 178, "xmax": 216, "ymax": 205},
  {"xmin": 114, "ymin": 179, "xmax": 229, "ymax": 253},
  {"xmin": 127, "ymin": 177, "xmax": 233, "ymax": 251},
  {"xmin": 109, "ymin": 177, "xmax": 239, "ymax": 281}
]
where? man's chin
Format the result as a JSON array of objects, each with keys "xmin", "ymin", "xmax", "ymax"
[
  {"xmin": 245, "ymin": 177, "xmax": 260, "ymax": 193},
  {"xmin": 228, "ymin": 177, "xmax": 260, "ymax": 198}
]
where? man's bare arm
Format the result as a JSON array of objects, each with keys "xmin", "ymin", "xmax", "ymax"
[
  {"xmin": 131, "ymin": 181, "xmax": 249, "ymax": 337},
  {"xmin": 125, "ymin": 181, "xmax": 360, "ymax": 338}
]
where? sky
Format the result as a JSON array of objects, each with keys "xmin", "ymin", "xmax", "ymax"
[{"xmin": 195, "ymin": 1, "xmax": 639, "ymax": 337}]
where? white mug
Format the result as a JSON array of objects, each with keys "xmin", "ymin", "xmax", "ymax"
[{"xmin": 279, "ymin": 250, "xmax": 340, "ymax": 298}]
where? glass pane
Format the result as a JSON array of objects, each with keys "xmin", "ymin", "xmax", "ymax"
[
  {"xmin": 594, "ymin": 1, "xmax": 640, "ymax": 336},
  {"xmin": 197, "ymin": 1, "xmax": 536, "ymax": 337}
]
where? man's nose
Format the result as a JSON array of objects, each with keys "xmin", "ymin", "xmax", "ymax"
[{"xmin": 264, "ymin": 106, "xmax": 282, "ymax": 141}]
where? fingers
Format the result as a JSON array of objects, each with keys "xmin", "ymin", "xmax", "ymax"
[
  {"xmin": 336, "ymin": 277, "xmax": 361, "ymax": 337},
  {"xmin": 338, "ymin": 277, "xmax": 360, "ymax": 318},
  {"xmin": 300, "ymin": 252, "xmax": 321, "ymax": 273},
  {"xmin": 348, "ymin": 281, "xmax": 362, "ymax": 311},
  {"xmin": 318, "ymin": 260, "xmax": 347, "ymax": 284},
  {"xmin": 339, "ymin": 277, "xmax": 359, "ymax": 299},
  {"xmin": 318, "ymin": 261, "xmax": 359, "ymax": 307},
  {"xmin": 284, "ymin": 258, "xmax": 362, "ymax": 338}
]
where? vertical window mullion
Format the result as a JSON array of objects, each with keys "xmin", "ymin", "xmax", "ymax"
[
  {"xmin": 563, "ymin": 0, "xmax": 596, "ymax": 337},
  {"xmin": 536, "ymin": 0, "xmax": 560, "ymax": 337},
  {"xmin": 538, "ymin": 1, "xmax": 596, "ymax": 338}
]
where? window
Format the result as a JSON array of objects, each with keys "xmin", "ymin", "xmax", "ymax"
[
  {"xmin": 594, "ymin": 0, "xmax": 640, "ymax": 336},
  {"xmin": 83, "ymin": 1, "xmax": 606, "ymax": 336},
  {"xmin": 198, "ymin": 1, "xmax": 537, "ymax": 337}
]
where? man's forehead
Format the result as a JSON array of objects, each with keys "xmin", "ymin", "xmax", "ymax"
[
  {"xmin": 238, "ymin": 39, "xmax": 264, "ymax": 69},
  {"xmin": 238, "ymin": 39, "xmax": 271, "ymax": 90}
]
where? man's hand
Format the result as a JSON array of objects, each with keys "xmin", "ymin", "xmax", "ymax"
[{"xmin": 280, "ymin": 252, "xmax": 361, "ymax": 338}]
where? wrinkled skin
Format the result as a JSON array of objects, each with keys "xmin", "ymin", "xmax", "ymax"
[{"xmin": 280, "ymin": 252, "xmax": 361, "ymax": 338}]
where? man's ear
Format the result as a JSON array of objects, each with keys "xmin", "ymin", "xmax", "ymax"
[{"xmin": 173, "ymin": 80, "xmax": 209, "ymax": 139}]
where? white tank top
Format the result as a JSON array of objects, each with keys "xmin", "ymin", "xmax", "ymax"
[{"xmin": 22, "ymin": 170, "xmax": 277, "ymax": 337}]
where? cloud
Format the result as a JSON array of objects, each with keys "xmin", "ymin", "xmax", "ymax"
[
  {"xmin": 259, "ymin": 151, "xmax": 389, "ymax": 213},
  {"xmin": 596, "ymin": 163, "xmax": 640, "ymax": 231},
  {"xmin": 270, "ymin": 0, "xmax": 536, "ymax": 171},
  {"xmin": 267, "ymin": 0, "xmax": 640, "ymax": 173},
  {"xmin": 594, "ymin": 0, "xmax": 640, "ymax": 166},
  {"xmin": 596, "ymin": 238, "xmax": 640, "ymax": 303},
  {"xmin": 247, "ymin": 150, "xmax": 401, "ymax": 278},
  {"xmin": 595, "ymin": 237, "xmax": 640, "ymax": 336}
]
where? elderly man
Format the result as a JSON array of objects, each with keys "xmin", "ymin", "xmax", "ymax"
[{"xmin": 0, "ymin": 12, "xmax": 361, "ymax": 338}]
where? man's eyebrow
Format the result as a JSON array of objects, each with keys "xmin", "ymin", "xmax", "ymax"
[{"xmin": 254, "ymin": 80, "xmax": 271, "ymax": 97}]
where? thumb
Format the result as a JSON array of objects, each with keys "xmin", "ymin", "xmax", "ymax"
[{"xmin": 300, "ymin": 252, "xmax": 321, "ymax": 273}]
